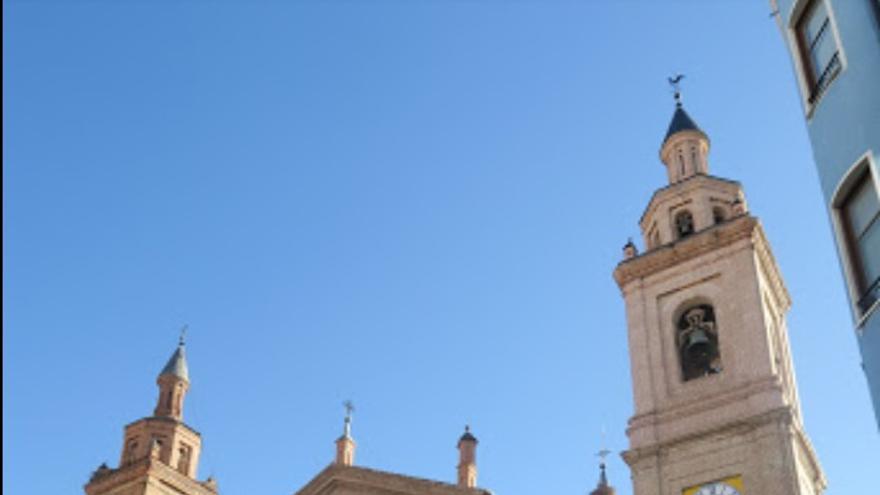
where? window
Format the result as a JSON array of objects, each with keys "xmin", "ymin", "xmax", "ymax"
[
  {"xmin": 125, "ymin": 439, "xmax": 139, "ymax": 464},
  {"xmin": 796, "ymin": 0, "xmax": 842, "ymax": 104},
  {"xmin": 177, "ymin": 444, "xmax": 192, "ymax": 474},
  {"xmin": 840, "ymin": 170, "xmax": 880, "ymax": 314},
  {"xmin": 712, "ymin": 207, "xmax": 726, "ymax": 224},
  {"xmin": 675, "ymin": 210, "xmax": 695, "ymax": 239}
]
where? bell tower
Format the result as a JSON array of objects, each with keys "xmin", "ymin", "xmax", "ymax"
[
  {"xmin": 613, "ymin": 95, "xmax": 826, "ymax": 495},
  {"xmin": 84, "ymin": 336, "xmax": 218, "ymax": 495}
]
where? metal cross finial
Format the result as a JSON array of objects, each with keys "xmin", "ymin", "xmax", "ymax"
[
  {"xmin": 596, "ymin": 424, "xmax": 610, "ymax": 466},
  {"xmin": 179, "ymin": 324, "xmax": 188, "ymax": 346},
  {"xmin": 342, "ymin": 400, "xmax": 354, "ymax": 437},
  {"xmin": 668, "ymin": 74, "xmax": 685, "ymax": 107}
]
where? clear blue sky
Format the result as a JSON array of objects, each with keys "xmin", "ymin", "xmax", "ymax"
[{"xmin": 4, "ymin": 1, "xmax": 878, "ymax": 495}]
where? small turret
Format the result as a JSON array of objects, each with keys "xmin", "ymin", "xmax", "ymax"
[
  {"xmin": 590, "ymin": 448, "xmax": 616, "ymax": 495},
  {"xmin": 456, "ymin": 425, "xmax": 478, "ymax": 488},
  {"xmin": 589, "ymin": 463, "xmax": 616, "ymax": 495},
  {"xmin": 622, "ymin": 238, "xmax": 638, "ymax": 260},
  {"xmin": 154, "ymin": 334, "xmax": 189, "ymax": 420},
  {"xmin": 335, "ymin": 401, "xmax": 356, "ymax": 466}
]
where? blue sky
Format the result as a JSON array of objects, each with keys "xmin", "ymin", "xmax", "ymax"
[{"xmin": 4, "ymin": 1, "xmax": 878, "ymax": 495}]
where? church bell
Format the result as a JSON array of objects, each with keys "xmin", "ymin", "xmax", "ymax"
[{"xmin": 682, "ymin": 328, "xmax": 713, "ymax": 366}]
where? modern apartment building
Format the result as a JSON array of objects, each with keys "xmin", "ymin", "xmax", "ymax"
[{"xmin": 771, "ymin": 0, "xmax": 880, "ymax": 427}]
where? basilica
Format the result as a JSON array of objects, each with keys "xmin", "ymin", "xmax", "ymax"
[{"xmin": 83, "ymin": 99, "xmax": 826, "ymax": 495}]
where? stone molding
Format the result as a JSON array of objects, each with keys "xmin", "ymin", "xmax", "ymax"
[
  {"xmin": 85, "ymin": 456, "xmax": 216, "ymax": 495},
  {"xmin": 621, "ymin": 406, "xmax": 795, "ymax": 466},
  {"xmin": 626, "ymin": 375, "xmax": 787, "ymax": 438},
  {"xmin": 638, "ymin": 174, "xmax": 741, "ymax": 227},
  {"xmin": 124, "ymin": 416, "xmax": 202, "ymax": 437}
]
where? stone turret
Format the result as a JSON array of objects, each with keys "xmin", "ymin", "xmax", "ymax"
[
  {"xmin": 456, "ymin": 426, "xmax": 478, "ymax": 488},
  {"xmin": 335, "ymin": 402, "xmax": 356, "ymax": 466}
]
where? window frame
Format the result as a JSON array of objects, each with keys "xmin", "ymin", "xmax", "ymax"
[
  {"xmin": 830, "ymin": 151, "xmax": 880, "ymax": 326},
  {"xmin": 786, "ymin": 0, "xmax": 847, "ymax": 117}
]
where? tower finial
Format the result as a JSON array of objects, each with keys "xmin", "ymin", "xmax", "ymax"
[
  {"xmin": 668, "ymin": 74, "xmax": 685, "ymax": 107},
  {"xmin": 596, "ymin": 425, "xmax": 611, "ymax": 487},
  {"xmin": 179, "ymin": 324, "xmax": 188, "ymax": 346},
  {"xmin": 343, "ymin": 400, "xmax": 354, "ymax": 437}
]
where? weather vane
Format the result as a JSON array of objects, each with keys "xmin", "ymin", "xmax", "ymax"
[
  {"xmin": 668, "ymin": 74, "xmax": 685, "ymax": 107},
  {"xmin": 179, "ymin": 324, "xmax": 188, "ymax": 345}
]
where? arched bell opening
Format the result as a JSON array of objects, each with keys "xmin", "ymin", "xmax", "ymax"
[
  {"xmin": 674, "ymin": 210, "xmax": 695, "ymax": 239},
  {"xmin": 676, "ymin": 303, "xmax": 722, "ymax": 381}
]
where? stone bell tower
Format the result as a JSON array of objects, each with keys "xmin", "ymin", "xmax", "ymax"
[
  {"xmin": 612, "ymin": 93, "xmax": 826, "ymax": 495},
  {"xmin": 84, "ymin": 336, "xmax": 218, "ymax": 495}
]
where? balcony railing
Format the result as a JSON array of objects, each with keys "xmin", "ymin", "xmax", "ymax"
[
  {"xmin": 858, "ymin": 276, "xmax": 880, "ymax": 316},
  {"xmin": 808, "ymin": 51, "xmax": 841, "ymax": 105}
]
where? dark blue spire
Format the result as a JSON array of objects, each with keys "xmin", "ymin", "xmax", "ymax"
[
  {"xmin": 662, "ymin": 104, "xmax": 706, "ymax": 146},
  {"xmin": 159, "ymin": 342, "xmax": 189, "ymax": 381}
]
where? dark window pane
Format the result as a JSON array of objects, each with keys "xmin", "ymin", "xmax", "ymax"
[
  {"xmin": 845, "ymin": 175, "xmax": 880, "ymax": 236},
  {"xmin": 804, "ymin": 2, "xmax": 829, "ymax": 42},
  {"xmin": 811, "ymin": 29, "xmax": 837, "ymax": 79},
  {"xmin": 858, "ymin": 218, "xmax": 880, "ymax": 290}
]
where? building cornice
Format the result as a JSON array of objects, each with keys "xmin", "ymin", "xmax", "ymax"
[
  {"xmin": 622, "ymin": 406, "xmax": 795, "ymax": 466},
  {"xmin": 124, "ymin": 415, "xmax": 202, "ymax": 437},
  {"xmin": 615, "ymin": 215, "xmax": 757, "ymax": 288},
  {"xmin": 85, "ymin": 456, "xmax": 216, "ymax": 495}
]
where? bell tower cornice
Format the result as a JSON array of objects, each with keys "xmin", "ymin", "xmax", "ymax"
[
  {"xmin": 86, "ymin": 452, "xmax": 217, "ymax": 495},
  {"xmin": 616, "ymin": 215, "xmax": 792, "ymax": 312}
]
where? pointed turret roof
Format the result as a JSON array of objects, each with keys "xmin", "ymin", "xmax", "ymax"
[
  {"xmin": 662, "ymin": 104, "xmax": 706, "ymax": 146},
  {"xmin": 159, "ymin": 342, "xmax": 189, "ymax": 381},
  {"xmin": 590, "ymin": 463, "xmax": 616, "ymax": 495}
]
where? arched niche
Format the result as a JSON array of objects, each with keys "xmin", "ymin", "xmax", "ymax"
[{"xmin": 675, "ymin": 303, "xmax": 722, "ymax": 381}]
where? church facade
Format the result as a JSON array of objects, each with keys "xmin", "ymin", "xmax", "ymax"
[{"xmin": 84, "ymin": 99, "xmax": 825, "ymax": 495}]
